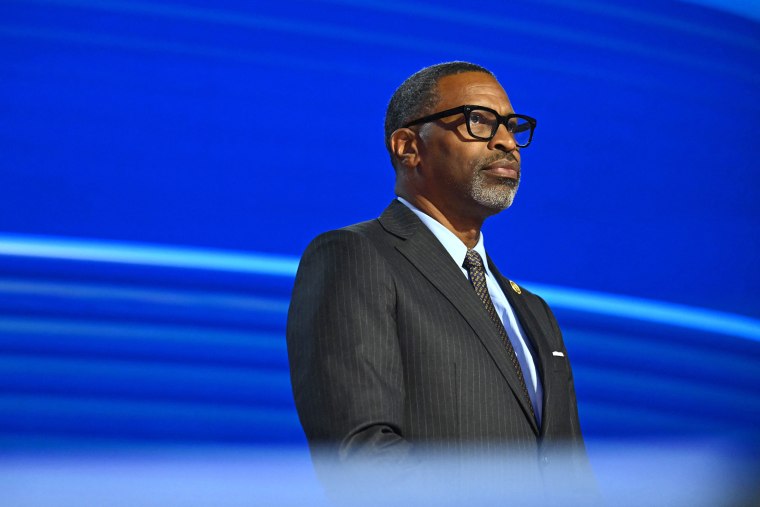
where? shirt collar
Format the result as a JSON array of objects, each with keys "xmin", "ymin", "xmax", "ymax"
[{"xmin": 396, "ymin": 197, "xmax": 491, "ymax": 276}]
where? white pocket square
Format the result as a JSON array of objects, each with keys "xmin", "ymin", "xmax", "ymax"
[{"xmin": 552, "ymin": 351, "xmax": 565, "ymax": 357}]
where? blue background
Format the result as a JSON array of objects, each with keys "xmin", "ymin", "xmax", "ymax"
[{"xmin": 1, "ymin": 0, "xmax": 759, "ymax": 503}]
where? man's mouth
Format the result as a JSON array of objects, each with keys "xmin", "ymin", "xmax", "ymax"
[{"xmin": 481, "ymin": 159, "xmax": 520, "ymax": 180}]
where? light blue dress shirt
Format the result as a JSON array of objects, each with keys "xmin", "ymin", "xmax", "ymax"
[{"xmin": 397, "ymin": 197, "xmax": 543, "ymax": 424}]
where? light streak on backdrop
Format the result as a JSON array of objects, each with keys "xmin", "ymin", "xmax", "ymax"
[{"xmin": 1, "ymin": 233, "xmax": 758, "ymax": 341}]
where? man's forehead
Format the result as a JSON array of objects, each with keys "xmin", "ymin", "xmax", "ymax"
[{"xmin": 436, "ymin": 72, "xmax": 512, "ymax": 112}]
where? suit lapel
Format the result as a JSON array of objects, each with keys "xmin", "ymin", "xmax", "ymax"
[
  {"xmin": 378, "ymin": 201, "xmax": 539, "ymax": 434},
  {"xmin": 488, "ymin": 257, "xmax": 552, "ymax": 434}
]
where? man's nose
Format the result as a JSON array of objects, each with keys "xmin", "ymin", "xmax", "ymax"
[{"xmin": 488, "ymin": 122, "xmax": 518, "ymax": 152}]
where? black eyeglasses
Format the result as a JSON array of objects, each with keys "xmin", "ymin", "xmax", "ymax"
[{"xmin": 403, "ymin": 105, "xmax": 537, "ymax": 148}]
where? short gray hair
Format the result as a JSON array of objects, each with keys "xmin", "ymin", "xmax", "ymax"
[{"xmin": 384, "ymin": 61, "xmax": 495, "ymax": 160}]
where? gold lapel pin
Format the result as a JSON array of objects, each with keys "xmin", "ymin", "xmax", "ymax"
[{"xmin": 509, "ymin": 280, "xmax": 522, "ymax": 294}]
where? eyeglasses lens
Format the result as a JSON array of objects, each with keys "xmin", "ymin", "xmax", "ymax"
[
  {"xmin": 467, "ymin": 110, "xmax": 532, "ymax": 147},
  {"xmin": 511, "ymin": 117, "xmax": 532, "ymax": 147}
]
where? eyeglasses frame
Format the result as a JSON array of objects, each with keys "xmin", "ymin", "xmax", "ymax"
[{"xmin": 402, "ymin": 105, "xmax": 537, "ymax": 148}]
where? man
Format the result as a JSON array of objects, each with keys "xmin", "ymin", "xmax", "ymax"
[{"xmin": 287, "ymin": 61, "xmax": 591, "ymax": 499}]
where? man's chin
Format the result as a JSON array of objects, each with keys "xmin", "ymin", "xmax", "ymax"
[{"xmin": 475, "ymin": 189, "xmax": 517, "ymax": 211}]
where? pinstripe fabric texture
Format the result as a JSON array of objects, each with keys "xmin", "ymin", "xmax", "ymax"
[
  {"xmin": 287, "ymin": 200, "xmax": 588, "ymax": 475},
  {"xmin": 463, "ymin": 249, "xmax": 536, "ymax": 424}
]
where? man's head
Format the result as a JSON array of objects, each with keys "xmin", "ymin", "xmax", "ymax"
[
  {"xmin": 385, "ymin": 62, "xmax": 532, "ymax": 224},
  {"xmin": 384, "ymin": 61, "xmax": 495, "ymax": 156}
]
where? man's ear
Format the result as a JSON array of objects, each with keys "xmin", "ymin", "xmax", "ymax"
[{"xmin": 390, "ymin": 128, "xmax": 420, "ymax": 171}]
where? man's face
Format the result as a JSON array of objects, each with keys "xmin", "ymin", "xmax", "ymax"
[{"xmin": 415, "ymin": 72, "xmax": 521, "ymax": 219}]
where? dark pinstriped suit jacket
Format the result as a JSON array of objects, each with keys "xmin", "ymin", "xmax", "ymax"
[{"xmin": 287, "ymin": 200, "xmax": 587, "ymax": 476}]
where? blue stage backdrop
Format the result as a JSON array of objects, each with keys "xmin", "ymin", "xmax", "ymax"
[{"xmin": 1, "ymin": 0, "xmax": 759, "ymax": 500}]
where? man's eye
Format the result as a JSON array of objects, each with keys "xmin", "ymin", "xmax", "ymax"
[{"xmin": 470, "ymin": 113, "xmax": 485, "ymax": 124}]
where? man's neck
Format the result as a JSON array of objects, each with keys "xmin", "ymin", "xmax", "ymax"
[{"xmin": 400, "ymin": 194, "xmax": 483, "ymax": 249}]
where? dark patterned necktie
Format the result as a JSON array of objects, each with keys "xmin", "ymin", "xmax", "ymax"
[{"xmin": 463, "ymin": 249, "xmax": 536, "ymax": 422}]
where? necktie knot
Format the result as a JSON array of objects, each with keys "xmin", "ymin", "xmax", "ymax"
[{"xmin": 463, "ymin": 249, "xmax": 485, "ymax": 273}]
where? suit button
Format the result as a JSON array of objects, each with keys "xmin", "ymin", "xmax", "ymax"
[{"xmin": 541, "ymin": 456, "xmax": 550, "ymax": 466}]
